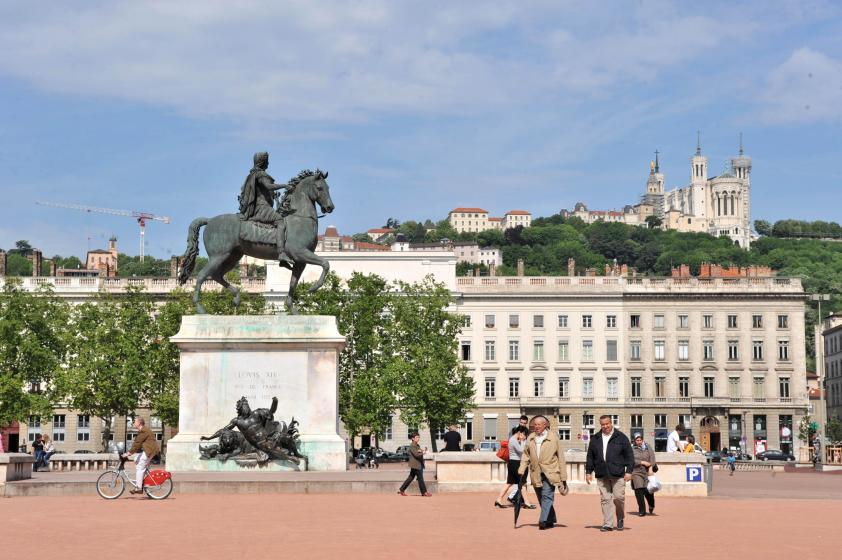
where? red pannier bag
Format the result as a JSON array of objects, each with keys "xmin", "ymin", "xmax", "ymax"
[{"xmin": 144, "ymin": 469, "xmax": 172, "ymax": 486}]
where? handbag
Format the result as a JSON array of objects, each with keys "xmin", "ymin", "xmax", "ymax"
[
  {"xmin": 646, "ymin": 475, "xmax": 662, "ymax": 493},
  {"xmin": 496, "ymin": 440, "xmax": 510, "ymax": 461}
]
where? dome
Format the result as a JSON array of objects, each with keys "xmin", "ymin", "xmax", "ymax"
[{"xmin": 574, "ymin": 202, "xmax": 588, "ymax": 212}]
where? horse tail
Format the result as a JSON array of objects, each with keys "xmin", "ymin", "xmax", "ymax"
[{"xmin": 177, "ymin": 217, "xmax": 209, "ymax": 285}]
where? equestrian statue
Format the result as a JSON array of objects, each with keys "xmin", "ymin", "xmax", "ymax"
[{"xmin": 176, "ymin": 152, "xmax": 335, "ymax": 314}]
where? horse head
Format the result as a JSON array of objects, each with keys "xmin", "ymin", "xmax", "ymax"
[{"xmin": 309, "ymin": 169, "xmax": 335, "ymax": 214}]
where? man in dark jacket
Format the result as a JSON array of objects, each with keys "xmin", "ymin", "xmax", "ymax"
[
  {"xmin": 585, "ymin": 415, "xmax": 634, "ymax": 531},
  {"xmin": 398, "ymin": 433, "xmax": 431, "ymax": 497}
]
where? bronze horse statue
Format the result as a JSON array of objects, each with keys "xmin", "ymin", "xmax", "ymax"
[{"xmin": 177, "ymin": 169, "xmax": 335, "ymax": 314}]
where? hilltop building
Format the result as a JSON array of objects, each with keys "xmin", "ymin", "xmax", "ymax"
[{"xmin": 448, "ymin": 208, "xmax": 532, "ymax": 234}]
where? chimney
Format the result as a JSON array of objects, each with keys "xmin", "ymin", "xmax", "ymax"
[
  {"xmin": 170, "ymin": 256, "xmax": 180, "ymax": 278},
  {"xmin": 0, "ymin": 250, "xmax": 6, "ymax": 276},
  {"xmin": 567, "ymin": 258, "xmax": 575, "ymax": 277},
  {"xmin": 48, "ymin": 260, "xmax": 57, "ymax": 277},
  {"xmin": 516, "ymin": 259, "xmax": 525, "ymax": 277},
  {"xmin": 30, "ymin": 250, "xmax": 42, "ymax": 277}
]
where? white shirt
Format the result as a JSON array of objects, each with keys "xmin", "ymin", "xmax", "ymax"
[
  {"xmin": 534, "ymin": 429, "xmax": 549, "ymax": 456},
  {"xmin": 602, "ymin": 430, "xmax": 614, "ymax": 460},
  {"xmin": 667, "ymin": 430, "xmax": 680, "ymax": 452}
]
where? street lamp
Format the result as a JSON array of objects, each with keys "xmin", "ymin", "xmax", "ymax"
[{"xmin": 810, "ymin": 294, "xmax": 831, "ymax": 466}]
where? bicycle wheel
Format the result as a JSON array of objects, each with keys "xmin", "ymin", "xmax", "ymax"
[
  {"xmin": 96, "ymin": 470, "xmax": 125, "ymax": 499},
  {"xmin": 144, "ymin": 478, "xmax": 173, "ymax": 500}
]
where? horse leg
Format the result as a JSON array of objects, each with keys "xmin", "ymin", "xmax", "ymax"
[
  {"xmin": 211, "ymin": 252, "xmax": 243, "ymax": 311},
  {"xmin": 304, "ymin": 252, "xmax": 330, "ymax": 293},
  {"xmin": 193, "ymin": 260, "xmax": 216, "ymax": 315},
  {"xmin": 285, "ymin": 262, "xmax": 306, "ymax": 314}
]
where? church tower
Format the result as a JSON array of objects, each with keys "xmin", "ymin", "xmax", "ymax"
[
  {"xmin": 688, "ymin": 131, "xmax": 708, "ymax": 218},
  {"xmin": 643, "ymin": 150, "xmax": 665, "ymax": 218},
  {"xmin": 730, "ymin": 133, "xmax": 752, "ymax": 247},
  {"xmin": 731, "ymin": 133, "xmax": 752, "ymax": 181}
]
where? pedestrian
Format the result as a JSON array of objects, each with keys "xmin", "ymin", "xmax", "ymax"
[
  {"xmin": 667, "ymin": 424, "xmax": 683, "ymax": 453},
  {"xmin": 683, "ymin": 435, "xmax": 696, "ymax": 453},
  {"xmin": 398, "ymin": 433, "xmax": 431, "ymax": 497},
  {"xmin": 518, "ymin": 415, "xmax": 568, "ymax": 530},
  {"xmin": 725, "ymin": 451, "xmax": 736, "ymax": 475},
  {"xmin": 442, "ymin": 425, "xmax": 462, "ymax": 451},
  {"xmin": 585, "ymin": 415, "xmax": 635, "ymax": 532},
  {"xmin": 506, "ymin": 415, "xmax": 530, "ymax": 503},
  {"xmin": 122, "ymin": 417, "xmax": 159, "ymax": 494},
  {"xmin": 631, "ymin": 433, "xmax": 656, "ymax": 516},
  {"xmin": 40, "ymin": 435, "xmax": 55, "ymax": 470},
  {"xmin": 31, "ymin": 434, "xmax": 44, "ymax": 472},
  {"xmin": 495, "ymin": 426, "xmax": 536, "ymax": 509}
]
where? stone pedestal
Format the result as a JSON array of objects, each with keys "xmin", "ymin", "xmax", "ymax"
[{"xmin": 165, "ymin": 315, "xmax": 347, "ymax": 472}]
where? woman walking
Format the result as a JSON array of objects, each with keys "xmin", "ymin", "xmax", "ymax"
[
  {"xmin": 495, "ymin": 426, "xmax": 536, "ymax": 509},
  {"xmin": 631, "ymin": 433, "xmax": 657, "ymax": 516}
]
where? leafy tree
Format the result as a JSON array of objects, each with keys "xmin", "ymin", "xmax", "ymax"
[
  {"xmin": 798, "ymin": 415, "xmax": 817, "ymax": 444},
  {"xmin": 352, "ymin": 233, "xmax": 370, "ymax": 243},
  {"xmin": 384, "ymin": 217, "xmax": 401, "ymax": 229},
  {"xmin": 645, "ymin": 215, "xmax": 663, "ymax": 229},
  {"xmin": 754, "ymin": 219, "xmax": 772, "ymax": 237},
  {"xmin": 0, "ymin": 280, "xmax": 70, "ymax": 428},
  {"xmin": 52, "ymin": 255, "xmax": 84, "ymax": 270},
  {"xmin": 5, "ymin": 253, "xmax": 32, "ymax": 276},
  {"xmin": 390, "ymin": 277, "xmax": 474, "ymax": 452},
  {"xmin": 826, "ymin": 417, "xmax": 842, "ymax": 443},
  {"xmin": 9, "ymin": 240, "xmax": 33, "ymax": 256}
]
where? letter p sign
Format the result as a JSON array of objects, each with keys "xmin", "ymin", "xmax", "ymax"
[{"xmin": 686, "ymin": 465, "xmax": 702, "ymax": 482}]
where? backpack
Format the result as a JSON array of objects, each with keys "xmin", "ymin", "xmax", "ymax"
[{"xmin": 496, "ymin": 440, "xmax": 510, "ymax": 461}]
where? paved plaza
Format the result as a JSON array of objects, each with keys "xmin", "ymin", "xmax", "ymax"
[{"xmin": 2, "ymin": 470, "xmax": 840, "ymax": 560}]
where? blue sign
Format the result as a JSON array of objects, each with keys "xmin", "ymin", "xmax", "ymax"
[{"xmin": 686, "ymin": 464, "xmax": 703, "ymax": 482}]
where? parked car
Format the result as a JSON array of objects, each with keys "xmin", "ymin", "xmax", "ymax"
[
  {"xmin": 756, "ymin": 449, "xmax": 795, "ymax": 461},
  {"xmin": 735, "ymin": 452, "xmax": 753, "ymax": 461},
  {"xmin": 705, "ymin": 450, "xmax": 724, "ymax": 463},
  {"xmin": 478, "ymin": 441, "xmax": 501, "ymax": 452},
  {"xmin": 389, "ymin": 445, "xmax": 410, "ymax": 462}
]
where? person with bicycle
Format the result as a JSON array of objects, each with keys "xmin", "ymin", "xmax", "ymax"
[{"xmin": 122, "ymin": 417, "xmax": 159, "ymax": 495}]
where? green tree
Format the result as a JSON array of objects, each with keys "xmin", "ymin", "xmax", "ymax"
[
  {"xmin": 5, "ymin": 253, "xmax": 32, "ymax": 276},
  {"xmin": 645, "ymin": 215, "xmax": 663, "ymax": 229},
  {"xmin": 384, "ymin": 217, "xmax": 400, "ymax": 229},
  {"xmin": 798, "ymin": 415, "xmax": 816, "ymax": 444},
  {"xmin": 390, "ymin": 277, "xmax": 474, "ymax": 452},
  {"xmin": 9, "ymin": 240, "xmax": 33, "ymax": 256},
  {"xmin": 0, "ymin": 280, "xmax": 70, "ymax": 428},
  {"xmin": 56, "ymin": 287, "xmax": 159, "ymax": 450},
  {"xmin": 754, "ymin": 219, "xmax": 772, "ymax": 237},
  {"xmin": 826, "ymin": 417, "xmax": 842, "ymax": 443}
]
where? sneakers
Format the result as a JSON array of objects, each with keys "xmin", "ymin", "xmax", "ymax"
[
  {"xmin": 397, "ymin": 490, "xmax": 407, "ymax": 496},
  {"xmin": 422, "ymin": 492, "xmax": 432, "ymax": 497},
  {"xmin": 600, "ymin": 525, "xmax": 613, "ymax": 532},
  {"xmin": 616, "ymin": 518, "xmax": 624, "ymax": 531}
]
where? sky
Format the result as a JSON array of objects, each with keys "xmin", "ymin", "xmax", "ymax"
[{"xmin": 0, "ymin": 1, "xmax": 840, "ymax": 259}]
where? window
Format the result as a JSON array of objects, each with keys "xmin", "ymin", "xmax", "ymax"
[
  {"xmin": 558, "ymin": 414, "xmax": 571, "ymax": 425},
  {"xmin": 77, "ymin": 414, "xmax": 91, "ymax": 441},
  {"xmin": 484, "ymin": 340, "xmax": 496, "ymax": 361},
  {"xmin": 533, "ymin": 378, "xmax": 544, "ymax": 397},
  {"xmin": 28, "ymin": 415, "xmax": 41, "ymax": 430},
  {"xmin": 385, "ymin": 416, "xmax": 393, "ymax": 440},
  {"xmin": 779, "ymin": 377, "xmax": 790, "ymax": 398},
  {"xmin": 678, "ymin": 340, "xmax": 689, "ymax": 361},
  {"xmin": 704, "ymin": 377, "xmax": 715, "ymax": 398},
  {"xmin": 582, "ymin": 315, "xmax": 592, "ymax": 328},
  {"xmin": 558, "ymin": 340, "xmax": 569, "ymax": 362},
  {"xmin": 465, "ymin": 420, "xmax": 473, "ymax": 440},
  {"xmin": 533, "ymin": 340, "xmax": 545, "ymax": 361},
  {"xmin": 52, "ymin": 414, "xmax": 66, "ymax": 442},
  {"xmin": 679, "ymin": 377, "xmax": 689, "ymax": 398},
  {"xmin": 558, "ymin": 377, "xmax": 569, "ymax": 398},
  {"xmin": 778, "ymin": 315, "xmax": 789, "ymax": 329},
  {"xmin": 753, "ymin": 377, "xmax": 765, "ymax": 400},
  {"xmin": 654, "ymin": 314, "xmax": 665, "ymax": 329},
  {"xmin": 778, "ymin": 340, "xmax": 790, "ymax": 361},
  {"xmin": 483, "ymin": 417, "xmax": 497, "ymax": 440},
  {"xmin": 703, "ymin": 314, "xmax": 714, "ymax": 329},
  {"xmin": 678, "ymin": 314, "xmax": 689, "ymax": 329},
  {"xmin": 582, "ymin": 340, "xmax": 594, "ymax": 361},
  {"xmin": 729, "ymin": 377, "xmax": 741, "ymax": 399},
  {"xmin": 728, "ymin": 314, "xmax": 738, "ymax": 328},
  {"xmin": 679, "ymin": 414, "xmax": 692, "ymax": 430},
  {"xmin": 558, "ymin": 428, "xmax": 571, "ymax": 441},
  {"xmin": 485, "ymin": 378, "xmax": 496, "ymax": 398},
  {"xmin": 582, "ymin": 414, "xmax": 594, "ymax": 428},
  {"xmin": 752, "ymin": 340, "xmax": 764, "ymax": 361},
  {"xmin": 558, "ymin": 314, "xmax": 568, "ymax": 328},
  {"xmin": 728, "ymin": 340, "xmax": 739, "ymax": 361},
  {"xmin": 631, "ymin": 377, "xmax": 642, "ymax": 398},
  {"xmin": 582, "ymin": 378, "xmax": 593, "ymax": 398},
  {"xmin": 629, "ymin": 340, "xmax": 640, "ymax": 361},
  {"xmin": 462, "ymin": 315, "xmax": 471, "ymax": 328},
  {"xmin": 654, "ymin": 414, "xmax": 667, "ymax": 428},
  {"xmin": 607, "ymin": 315, "xmax": 617, "ymax": 328},
  {"xmin": 533, "ymin": 314, "xmax": 544, "ymax": 328},
  {"xmin": 655, "ymin": 377, "xmax": 666, "ymax": 398},
  {"xmin": 610, "ymin": 414, "xmax": 620, "ymax": 427},
  {"xmin": 630, "ymin": 314, "xmax": 641, "ymax": 328},
  {"xmin": 509, "ymin": 377, "xmax": 520, "ymax": 398},
  {"xmin": 460, "ymin": 341, "xmax": 471, "ymax": 361},
  {"xmin": 508, "ymin": 340, "xmax": 520, "ymax": 361},
  {"xmin": 606, "ymin": 339, "xmax": 618, "ymax": 361},
  {"xmin": 654, "ymin": 340, "xmax": 665, "ymax": 361},
  {"xmin": 631, "ymin": 414, "xmax": 643, "ymax": 430},
  {"xmin": 703, "ymin": 339, "xmax": 714, "ymax": 361},
  {"xmin": 485, "ymin": 314, "xmax": 495, "ymax": 328},
  {"xmin": 752, "ymin": 314, "xmax": 763, "ymax": 328},
  {"xmin": 509, "ymin": 314, "xmax": 519, "ymax": 328},
  {"xmin": 607, "ymin": 378, "xmax": 618, "ymax": 398}
]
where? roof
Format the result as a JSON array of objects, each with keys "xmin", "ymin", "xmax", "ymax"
[
  {"xmin": 452, "ymin": 241, "xmax": 479, "ymax": 247},
  {"xmin": 488, "ymin": 217, "xmax": 504, "ymax": 222},
  {"xmin": 354, "ymin": 242, "xmax": 391, "ymax": 251},
  {"xmin": 450, "ymin": 207, "xmax": 488, "ymax": 214},
  {"xmin": 87, "ymin": 249, "xmax": 113, "ymax": 255},
  {"xmin": 505, "ymin": 210, "xmax": 531, "ymax": 215},
  {"xmin": 367, "ymin": 228, "xmax": 394, "ymax": 234},
  {"xmin": 341, "ymin": 236, "xmax": 353, "ymax": 242},
  {"xmin": 324, "ymin": 226, "xmax": 339, "ymax": 237}
]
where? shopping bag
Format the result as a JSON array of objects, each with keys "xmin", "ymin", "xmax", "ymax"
[{"xmin": 646, "ymin": 475, "xmax": 662, "ymax": 493}]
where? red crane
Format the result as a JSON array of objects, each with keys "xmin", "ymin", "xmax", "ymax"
[{"xmin": 36, "ymin": 201, "xmax": 171, "ymax": 262}]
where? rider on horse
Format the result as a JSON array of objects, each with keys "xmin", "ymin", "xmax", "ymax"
[{"xmin": 237, "ymin": 151, "xmax": 295, "ymax": 269}]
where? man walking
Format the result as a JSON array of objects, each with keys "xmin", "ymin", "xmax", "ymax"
[
  {"xmin": 398, "ymin": 433, "xmax": 431, "ymax": 497},
  {"xmin": 518, "ymin": 415, "xmax": 568, "ymax": 529},
  {"xmin": 585, "ymin": 415, "xmax": 634, "ymax": 531}
]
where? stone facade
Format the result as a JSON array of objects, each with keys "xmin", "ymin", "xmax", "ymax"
[
  {"xmin": 822, "ymin": 312, "xmax": 842, "ymax": 423},
  {"xmin": 448, "ymin": 208, "xmax": 532, "ymax": 234}
]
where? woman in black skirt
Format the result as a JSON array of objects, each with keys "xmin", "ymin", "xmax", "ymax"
[{"xmin": 495, "ymin": 425, "xmax": 536, "ymax": 508}]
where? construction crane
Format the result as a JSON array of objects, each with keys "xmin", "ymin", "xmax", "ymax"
[{"xmin": 36, "ymin": 201, "xmax": 171, "ymax": 262}]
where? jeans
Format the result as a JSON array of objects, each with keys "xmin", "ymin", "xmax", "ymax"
[
  {"xmin": 33, "ymin": 450, "xmax": 45, "ymax": 470},
  {"xmin": 533, "ymin": 474, "xmax": 557, "ymax": 524},
  {"xmin": 634, "ymin": 487, "xmax": 655, "ymax": 513},
  {"xmin": 399, "ymin": 468, "xmax": 427, "ymax": 494}
]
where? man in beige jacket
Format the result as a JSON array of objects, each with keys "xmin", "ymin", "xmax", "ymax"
[{"xmin": 518, "ymin": 415, "xmax": 568, "ymax": 529}]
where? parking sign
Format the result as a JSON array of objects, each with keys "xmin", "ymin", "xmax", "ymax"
[{"xmin": 686, "ymin": 464, "xmax": 703, "ymax": 482}]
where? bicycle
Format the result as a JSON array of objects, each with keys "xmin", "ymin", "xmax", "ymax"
[{"xmin": 96, "ymin": 455, "xmax": 173, "ymax": 500}]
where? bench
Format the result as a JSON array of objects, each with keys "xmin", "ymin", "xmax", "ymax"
[{"xmin": 48, "ymin": 453, "xmax": 118, "ymax": 471}]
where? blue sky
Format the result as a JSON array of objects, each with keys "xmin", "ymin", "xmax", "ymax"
[{"xmin": 0, "ymin": 1, "xmax": 840, "ymax": 259}]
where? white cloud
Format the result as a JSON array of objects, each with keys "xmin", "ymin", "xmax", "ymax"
[{"xmin": 758, "ymin": 47, "xmax": 842, "ymax": 124}]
